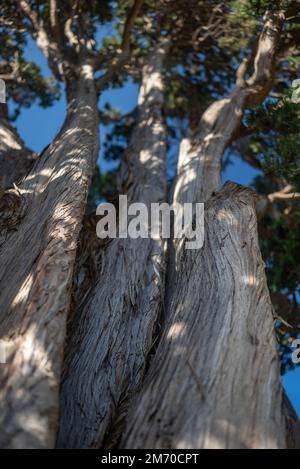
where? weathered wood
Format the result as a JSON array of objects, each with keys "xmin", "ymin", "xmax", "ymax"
[
  {"xmin": 123, "ymin": 183, "xmax": 286, "ymax": 449},
  {"xmin": 174, "ymin": 9, "xmax": 285, "ymax": 208},
  {"xmin": 57, "ymin": 40, "xmax": 169, "ymax": 449},
  {"xmin": 0, "ymin": 104, "xmax": 37, "ymax": 188},
  {"xmin": 282, "ymin": 390, "xmax": 300, "ymax": 449},
  {"xmin": 0, "ymin": 63, "xmax": 99, "ymax": 449}
]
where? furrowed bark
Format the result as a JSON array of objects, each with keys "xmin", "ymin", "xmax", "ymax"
[
  {"xmin": 0, "ymin": 63, "xmax": 99, "ymax": 449},
  {"xmin": 57, "ymin": 39, "xmax": 169, "ymax": 449},
  {"xmin": 122, "ymin": 10, "xmax": 288, "ymax": 449},
  {"xmin": 123, "ymin": 183, "xmax": 286, "ymax": 449},
  {"xmin": 0, "ymin": 104, "xmax": 36, "ymax": 188}
]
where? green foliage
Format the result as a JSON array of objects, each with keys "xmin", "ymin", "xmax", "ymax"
[
  {"xmin": 252, "ymin": 174, "xmax": 277, "ymax": 195},
  {"xmin": 246, "ymin": 91, "xmax": 300, "ymax": 189},
  {"xmin": 102, "ymin": 106, "xmax": 136, "ymax": 162},
  {"xmin": 10, "ymin": 61, "xmax": 60, "ymax": 109},
  {"xmin": 248, "ymin": 86, "xmax": 300, "ymax": 372},
  {"xmin": 232, "ymin": 0, "xmax": 291, "ymax": 18},
  {"xmin": 261, "ymin": 212, "xmax": 300, "ymax": 295},
  {"xmin": 164, "ymin": 75, "xmax": 190, "ymax": 120},
  {"xmin": 0, "ymin": 29, "xmax": 60, "ymax": 114}
]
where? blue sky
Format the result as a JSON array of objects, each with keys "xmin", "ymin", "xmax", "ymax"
[{"xmin": 9, "ymin": 39, "xmax": 300, "ymax": 417}]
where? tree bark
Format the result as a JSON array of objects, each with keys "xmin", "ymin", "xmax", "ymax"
[
  {"xmin": 283, "ymin": 390, "xmax": 300, "ymax": 449},
  {"xmin": 123, "ymin": 183, "xmax": 286, "ymax": 449},
  {"xmin": 57, "ymin": 39, "xmax": 169, "ymax": 449},
  {"xmin": 122, "ymin": 10, "xmax": 288, "ymax": 449},
  {"xmin": 0, "ymin": 63, "xmax": 99, "ymax": 449},
  {"xmin": 0, "ymin": 104, "xmax": 37, "ymax": 189}
]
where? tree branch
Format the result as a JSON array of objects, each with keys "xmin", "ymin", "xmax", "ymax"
[
  {"xmin": 244, "ymin": 9, "xmax": 285, "ymax": 106},
  {"xmin": 121, "ymin": 0, "xmax": 144, "ymax": 51},
  {"xmin": 64, "ymin": 18, "xmax": 79, "ymax": 48},
  {"xmin": 95, "ymin": 0, "xmax": 144, "ymax": 91},
  {"xmin": 268, "ymin": 185, "xmax": 300, "ymax": 203},
  {"xmin": 95, "ymin": 50, "xmax": 131, "ymax": 91},
  {"xmin": 49, "ymin": 0, "xmax": 63, "ymax": 49}
]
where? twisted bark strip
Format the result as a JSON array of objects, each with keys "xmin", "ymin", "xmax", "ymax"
[
  {"xmin": 0, "ymin": 104, "xmax": 36, "ymax": 189},
  {"xmin": 0, "ymin": 63, "xmax": 99, "ymax": 449},
  {"xmin": 58, "ymin": 39, "xmax": 169, "ymax": 449},
  {"xmin": 123, "ymin": 183, "xmax": 286, "ymax": 449}
]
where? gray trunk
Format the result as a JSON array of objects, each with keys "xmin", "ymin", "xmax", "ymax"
[
  {"xmin": 123, "ymin": 183, "xmax": 286, "ymax": 449},
  {"xmin": 57, "ymin": 40, "xmax": 169, "ymax": 449},
  {"xmin": 122, "ymin": 11, "xmax": 288, "ymax": 449},
  {"xmin": 0, "ymin": 104, "xmax": 37, "ymax": 189},
  {"xmin": 0, "ymin": 63, "xmax": 99, "ymax": 449}
]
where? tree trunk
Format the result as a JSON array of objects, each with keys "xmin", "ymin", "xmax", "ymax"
[
  {"xmin": 0, "ymin": 63, "xmax": 99, "ymax": 449},
  {"xmin": 123, "ymin": 183, "xmax": 286, "ymax": 449},
  {"xmin": 283, "ymin": 390, "xmax": 300, "ymax": 449},
  {"xmin": 122, "ymin": 10, "xmax": 288, "ymax": 449},
  {"xmin": 0, "ymin": 104, "xmax": 36, "ymax": 189},
  {"xmin": 57, "ymin": 39, "xmax": 169, "ymax": 449}
]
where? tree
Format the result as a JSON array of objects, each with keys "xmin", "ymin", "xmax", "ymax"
[
  {"xmin": 0, "ymin": 0, "xmax": 299, "ymax": 449},
  {"xmin": 121, "ymin": 5, "xmax": 300, "ymax": 449}
]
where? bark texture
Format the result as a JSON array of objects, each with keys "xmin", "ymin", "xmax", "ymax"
[
  {"xmin": 0, "ymin": 64, "xmax": 99, "ymax": 449},
  {"xmin": 57, "ymin": 40, "xmax": 169, "ymax": 449},
  {"xmin": 283, "ymin": 390, "xmax": 300, "ymax": 449},
  {"xmin": 123, "ymin": 183, "xmax": 286, "ymax": 449}
]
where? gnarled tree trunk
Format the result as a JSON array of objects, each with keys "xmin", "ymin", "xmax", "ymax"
[
  {"xmin": 123, "ymin": 183, "xmax": 286, "ymax": 449},
  {"xmin": 0, "ymin": 104, "xmax": 36, "ymax": 189},
  {"xmin": 0, "ymin": 63, "xmax": 99, "ymax": 449},
  {"xmin": 122, "ymin": 10, "xmax": 289, "ymax": 449},
  {"xmin": 57, "ymin": 39, "xmax": 169, "ymax": 449},
  {"xmin": 283, "ymin": 390, "xmax": 300, "ymax": 449}
]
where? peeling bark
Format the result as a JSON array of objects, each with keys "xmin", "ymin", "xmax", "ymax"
[
  {"xmin": 57, "ymin": 40, "xmax": 169, "ymax": 449},
  {"xmin": 123, "ymin": 183, "xmax": 286, "ymax": 449},
  {"xmin": 0, "ymin": 63, "xmax": 99, "ymax": 449}
]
